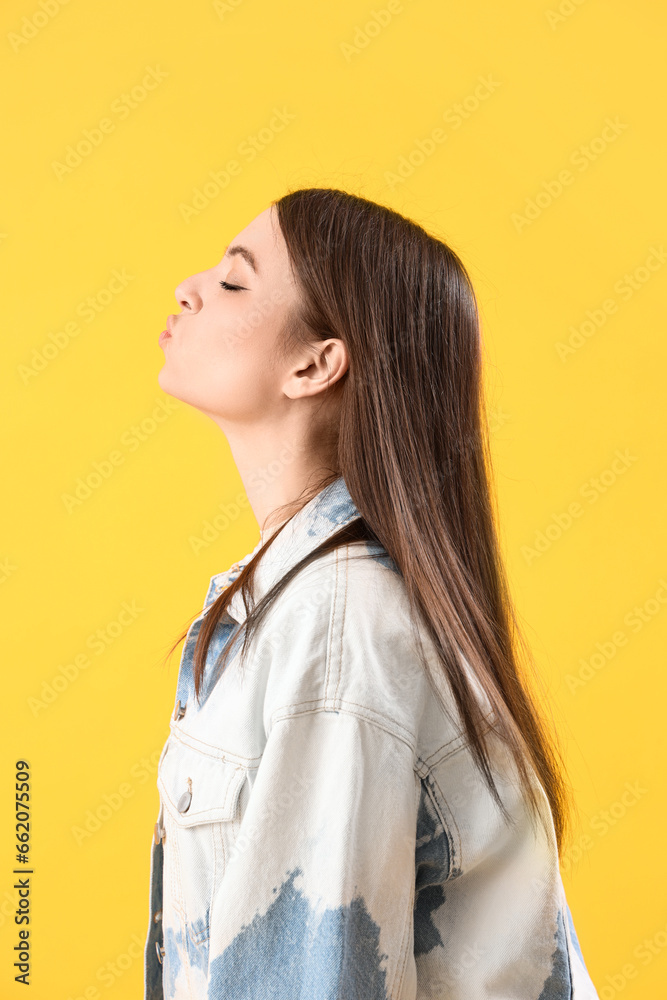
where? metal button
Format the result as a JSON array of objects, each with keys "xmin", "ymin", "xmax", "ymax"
[
  {"xmin": 177, "ymin": 777, "xmax": 192, "ymax": 814},
  {"xmin": 153, "ymin": 822, "xmax": 166, "ymax": 845},
  {"xmin": 173, "ymin": 699, "xmax": 186, "ymax": 721},
  {"xmin": 154, "ymin": 909, "xmax": 162, "ymax": 924},
  {"xmin": 155, "ymin": 942, "xmax": 165, "ymax": 964}
]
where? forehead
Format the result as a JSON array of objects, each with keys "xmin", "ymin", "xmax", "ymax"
[{"xmin": 224, "ymin": 206, "xmax": 289, "ymax": 276}]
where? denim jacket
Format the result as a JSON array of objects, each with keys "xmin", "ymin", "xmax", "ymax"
[{"xmin": 144, "ymin": 475, "xmax": 599, "ymax": 999}]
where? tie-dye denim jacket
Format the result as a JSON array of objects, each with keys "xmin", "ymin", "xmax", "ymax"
[{"xmin": 144, "ymin": 475, "xmax": 599, "ymax": 1000}]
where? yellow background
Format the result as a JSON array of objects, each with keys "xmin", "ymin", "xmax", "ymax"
[{"xmin": 1, "ymin": 0, "xmax": 665, "ymax": 996}]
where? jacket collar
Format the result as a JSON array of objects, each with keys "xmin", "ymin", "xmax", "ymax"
[{"xmin": 204, "ymin": 475, "xmax": 362, "ymax": 625}]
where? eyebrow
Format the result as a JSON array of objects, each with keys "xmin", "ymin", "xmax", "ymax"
[{"xmin": 223, "ymin": 243, "xmax": 259, "ymax": 275}]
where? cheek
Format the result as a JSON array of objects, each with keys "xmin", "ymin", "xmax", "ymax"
[{"xmin": 158, "ymin": 316, "xmax": 280, "ymax": 418}]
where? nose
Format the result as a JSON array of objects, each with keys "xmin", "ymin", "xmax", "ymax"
[{"xmin": 174, "ymin": 274, "xmax": 202, "ymax": 312}]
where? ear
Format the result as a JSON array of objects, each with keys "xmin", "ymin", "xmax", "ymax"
[{"xmin": 281, "ymin": 338, "xmax": 349, "ymax": 399}]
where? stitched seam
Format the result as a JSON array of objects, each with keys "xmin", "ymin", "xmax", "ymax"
[
  {"xmin": 332, "ymin": 544, "xmax": 348, "ymax": 707},
  {"xmin": 414, "ymin": 795, "xmax": 448, "ymax": 856},
  {"xmin": 210, "ymin": 823, "xmax": 220, "ymax": 953},
  {"xmin": 269, "ymin": 704, "xmax": 418, "ymax": 758},
  {"xmin": 324, "ymin": 548, "xmax": 339, "ymax": 703},
  {"xmin": 168, "ymin": 826, "xmax": 191, "ymax": 975},
  {"xmin": 170, "ymin": 727, "xmax": 261, "ymax": 768},
  {"xmin": 272, "ymin": 699, "xmax": 416, "ymax": 745},
  {"xmin": 421, "ymin": 709, "xmax": 497, "ymax": 765},
  {"xmin": 168, "ymin": 816, "xmax": 184, "ymax": 918},
  {"xmin": 181, "ymin": 916, "xmax": 196, "ymax": 998},
  {"xmin": 390, "ymin": 772, "xmax": 421, "ymax": 998},
  {"xmin": 562, "ymin": 896, "xmax": 575, "ymax": 1000},
  {"xmin": 187, "ymin": 918, "xmax": 208, "ymax": 948},
  {"xmin": 425, "ymin": 769, "xmax": 462, "ymax": 875},
  {"xmin": 269, "ymin": 696, "xmax": 416, "ymax": 745},
  {"xmin": 390, "ymin": 859, "xmax": 415, "ymax": 999}
]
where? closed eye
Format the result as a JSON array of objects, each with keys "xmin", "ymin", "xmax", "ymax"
[{"xmin": 219, "ymin": 280, "xmax": 245, "ymax": 292}]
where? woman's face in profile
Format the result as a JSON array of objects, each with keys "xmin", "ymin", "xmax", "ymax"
[{"xmin": 158, "ymin": 205, "xmax": 302, "ymax": 422}]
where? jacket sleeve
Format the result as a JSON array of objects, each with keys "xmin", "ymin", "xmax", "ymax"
[
  {"xmin": 409, "ymin": 720, "xmax": 601, "ymax": 999},
  {"xmin": 207, "ymin": 707, "xmax": 420, "ymax": 1000}
]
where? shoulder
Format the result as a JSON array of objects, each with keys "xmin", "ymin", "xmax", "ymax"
[
  {"xmin": 257, "ymin": 540, "xmax": 473, "ymax": 757},
  {"xmin": 256, "ymin": 538, "xmax": 411, "ymax": 647}
]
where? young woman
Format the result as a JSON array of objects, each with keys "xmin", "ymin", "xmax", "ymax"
[{"xmin": 144, "ymin": 187, "xmax": 600, "ymax": 999}]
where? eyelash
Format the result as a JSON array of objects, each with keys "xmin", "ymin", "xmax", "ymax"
[{"xmin": 219, "ymin": 280, "xmax": 244, "ymax": 292}]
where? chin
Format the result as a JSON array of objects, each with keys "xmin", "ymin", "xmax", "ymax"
[
  {"xmin": 157, "ymin": 366, "xmax": 182, "ymax": 397},
  {"xmin": 156, "ymin": 370, "xmax": 216, "ymax": 415}
]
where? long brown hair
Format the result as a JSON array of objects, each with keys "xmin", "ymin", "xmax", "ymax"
[{"xmin": 166, "ymin": 187, "xmax": 574, "ymax": 857}]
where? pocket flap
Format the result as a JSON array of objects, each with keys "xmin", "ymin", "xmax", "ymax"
[{"xmin": 158, "ymin": 736, "xmax": 247, "ymax": 827}]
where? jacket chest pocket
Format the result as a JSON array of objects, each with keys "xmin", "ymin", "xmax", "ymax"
[{"xmin": 158, "ymin": 736, "xmax": 248, "ymax": 956}]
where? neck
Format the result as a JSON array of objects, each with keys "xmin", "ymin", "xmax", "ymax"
[{"xmin": 215, "ymin": 416, "xmax": 339, "ymax": 537}]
